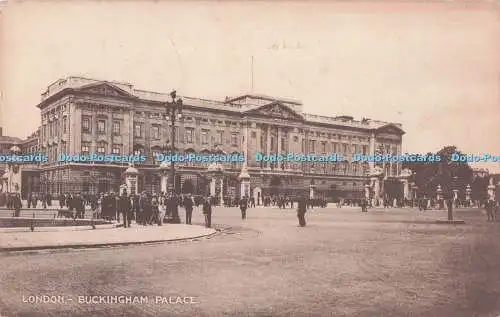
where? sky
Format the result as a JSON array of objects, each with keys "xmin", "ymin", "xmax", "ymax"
[{"xmin": 0, "ymin": 1, "xmax": 499, "ymax": 172}]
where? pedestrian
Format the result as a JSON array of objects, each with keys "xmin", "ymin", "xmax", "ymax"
[
  {"xmin": 59, "ymin": 193, "xmax": 65, "ymax": 209},
  {"xmin": 118, "ymin": 188, "xmax": 132, "ymax": 228},
  {"xmin": 297, "ymin": 195, "xmax": 307, "ymax": 227},
  {"xmin": 240, "ymin": 195, "xmax": 248, "ymax": 220},
  {"xmin": 184, "ymin": 194, "xmax": 194, "ymax": 225},
  {"xmin": 486, "ymin": 198, "xmax": 496, "ymax": 222},
  {"xmin": 27, "ymin": 192, "xmax": 32, "ymax": 208},
  {"xmin": 141, "ymin": 192, "xmax": 151, "ymax": 225},
  {"xmin": 151, "ymin": 193, "xmax": 161, "ymax": 226},
  {"xmin": 202, "ymin": 196, "xmax": 212, "ymax": 228},
  {"xmin": 13, "ymin": 193, "xmax": 22, "ymax": 217},
  {"xmin": 133, "ymin": 194, "xmax": 141, "ymax": 225},
  {"xmin": 74, "ymin": 194, "xmax": 85, "ymax": 219},
  {"xmin": 361, "ymin": 198, "xmax": 368, "ymax": 212}
]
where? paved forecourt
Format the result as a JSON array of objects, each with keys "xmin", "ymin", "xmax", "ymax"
[
  {"xmin": 0, "ymin": 224, "xmax": 216, "ymax": 251},
  {"xmin": 1, "ymin": 206, "xmax": 499, "ymax": 317}
]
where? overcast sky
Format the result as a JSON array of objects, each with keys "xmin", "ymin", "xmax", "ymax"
[{"xmin": 0, "ymin": 1, "xmax": 499, "ymax": 171}]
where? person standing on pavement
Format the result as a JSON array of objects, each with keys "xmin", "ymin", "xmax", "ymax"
[
  {"xmin": 184, "ymin": 194, "xmax": 194, "ymax": 225},
  {"xmin": 297, "ymin": 195, "xmax": 307, "ymax": 227},
  {"xmin": 74, "ymin": 194, "xmax": 85, "ymax": 219},
  {"xmin": 239, "ymin": 195, "xmax": 248, "ymax": 220},
  {"xmin": 13, "ymin": 193, "xmax": 22, "ymax": 217},
  {"xmin": 202, "ymin": 196, "xmax": 212, "ymax": 228},
  {"xmin": 118, "ymin": 188, "xmax": 132, "ymax": 228},
  {"xmin": 151, "ymin": 193, "xmax": 161, "ymax": 226},
  {"xmin": 486, "ymin": 198, "xmax": 496, "ymax": 222},
  {"xmin": 361, "ymin": 198, "xmax": 368, "ymax": 212}
]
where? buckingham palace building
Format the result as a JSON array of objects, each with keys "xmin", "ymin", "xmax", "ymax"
[{"xmin": 32, "ymin": 76, "xmax": 405, "ymax": 203}]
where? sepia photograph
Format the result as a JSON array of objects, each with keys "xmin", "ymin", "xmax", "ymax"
[{"xmin": 0, "ymin": 1, "xmax": 499, "ymax": 316}]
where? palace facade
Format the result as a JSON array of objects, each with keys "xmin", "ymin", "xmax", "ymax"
[{"xmin": 29, "ymin": 76, "xmax": 405, "ymax": 201}]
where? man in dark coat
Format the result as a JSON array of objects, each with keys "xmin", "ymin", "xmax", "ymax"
[
  {"xmin": 74, "ymin": 194, "xmax": 85, "ymax": 219},
  {"xmin": 297, "ymin": 195, "xmax": 307, "ymax": 227},
  {"xmin": 239, "ymin": 196, "xmax": 248, "ymax": 220},
  {"xmin": 59, "ymin": 193, "xmax": 65, "ymax": 209},
  {"xmin": 118, "ymin": 189, "xmax": 132, "ymax": 228},
  {"xmin": 13, "ymin": 193, "xmax": 22, "ymax": 217},
  {"xmin": 184, "ymin": 194, "xmax": 194, "ymax": 225},
  {"xmin": 202, "ymin": 196, "xmax": 212, "ymax": 228},
  {"xmin": 361, "ymin": 198, "xmax": 368, "ymax": 212},
  {"xmin": 140, "ymin": 192, "xmax": 151, "ymax": 225}
]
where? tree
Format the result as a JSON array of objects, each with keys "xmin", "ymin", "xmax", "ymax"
[
  {"xmin": 471, "ymin": 176, "xmax": 488, "ymax": 202},
  {"xmin": 403, "ymin": 146, "xmax": 473, "ymax": 198}
]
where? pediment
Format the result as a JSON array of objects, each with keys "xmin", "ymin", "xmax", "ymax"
[
  {"xmin": 376, "ymin": 124, "xmax": 405, "ymax": 135},
  {"xmin": 244, "ymin": 102, "xmax": 303, "ymax": 121},
  {"xmin": 78, "ymin": 82, "xmax": 135, "ymax": 99}
]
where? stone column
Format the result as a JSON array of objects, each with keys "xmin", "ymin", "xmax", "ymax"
[
  {"xmin": 371, "ymin": 177, "xmax": 380, "ymax": 206},
  {"xmin": 402, "ymin": 179, "xmax": 409, "ymax": 200},
  {"xmin": 239, "ymin": 168, "xmax": 250, "ymax": 199},
  {"xmin": 487, "ymin": 177, "xmax": 496, "ymax": 201},
  {"xmin": 266, "ymin": 125, "xmax": 271, "ymax": 168},
  {"xmin": 219, "ymin": 176, "xmax": 224, "ymax": 206},
  {"xmin": 124, "ymin": 167, "xmax": 139, "ymax": 195},
  {"xmin": 160, "ymin": 172, "xmax": 168, "ymax": 193},
  {"xmin": 277, "ymin": 126, "xmax": 282, "ymax": 153},
  {"xmin": 210, "ymin": 178, "xmax": 216, "ymax": 197},
  {"xmin": 369, "ymin": 132, "xmax": 376, "ymax": 170},
  {"xmin": 91, "ymin": 106, "xmax": 97, "ymax": 152},
  {"xmin": 309, "ymin": 184, "xmax": 315, "ymax": 199},
  {"xmin": 364, "ymin": 184, "xmax": 370, "ymax": 200}
]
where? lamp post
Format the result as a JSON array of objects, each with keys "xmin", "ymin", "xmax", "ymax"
[
  {"xmin": 165, "ymin": 90, "xmax": 183, "ymax": 223},
  {"xmin": 448, "ymin": 176, "xmax": 458, "ymax": 221}
]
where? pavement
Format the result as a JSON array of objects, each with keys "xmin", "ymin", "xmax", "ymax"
[{"xmin": 0, "ymin": 223, "xmax": 217, "ymax": 252}]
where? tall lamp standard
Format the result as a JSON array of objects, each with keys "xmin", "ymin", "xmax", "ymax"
[
  {"xmin": 166, "ymin": 90, "xmax": 183, "ymax": 223},
  {"xmin": 448, "ymin": 176, "xmax": 458, "ymax": 221}
]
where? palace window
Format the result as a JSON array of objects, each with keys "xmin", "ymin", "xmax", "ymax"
[
  {"xmin": 134, "ymin": 124, "xmax": 142, "ymax": 137},
  {"xmin": 362, "ymin": 145, "xmax": 368, "ymax": 155},
  {"xmin": 260, "ymin": 135, "xmax": 264, "ymax": 149},
  {"xmin": 321, "ymin": 141, "xmax": 326, "ymax": 153},
  {"xmin": 293, "ymin": 136, "xmax": 299, "ymax": 142},
  {"xmin": 185, "ymin": 128, "xmax": 194, "ymax": 143},
  {"xmin": 81, "ymin": 142, "xmax": 90, "ymax": 154},
  {"xmin": 251, "ymin": 131, "xmax": 257, "ymax": 138},
  {"xmin": 310, "ymin": 140, "xmax": 316, "ymax": 152},
  {"xmin": 97, "ymin": 119, "xmax": 106, "ymax": 133},
  {"xmin": 113, "ymin": 121, "xmax": 121, "ymax": 135},
  {"xmin": 201, "ymin": 130, "xmax": 209, "ymax": 144},
  {"xmin": 281, "ymin": 138, "xmax": 286, "ymax": 152},
  {"xmin": 62, "ymin": 117, "xmax": 67, "ymax": 133},
  {"xmin": 216, "ymin": 131, "xmax": 223, "ymax": 145},
  {"xmin": 231, "ymin": 133, "xmax": 238, "ymax": 146},
  {"xmin": 97, "ymin": 142, "xmax": 106, "ymax": 154},
  {"xmin": 270, "ymin": 137, "xmax": 275, "ymax": 151},
  {"xmin": 152, "ymin": 126, "xmax": 160, "ymax": 140},
  {"xmin": 82, "ymin": 117, "xmax": 91, "ymax": 132},
  {"xmin": 112, "ymin": 146, "xmax": 121, "ymax": 155}
]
